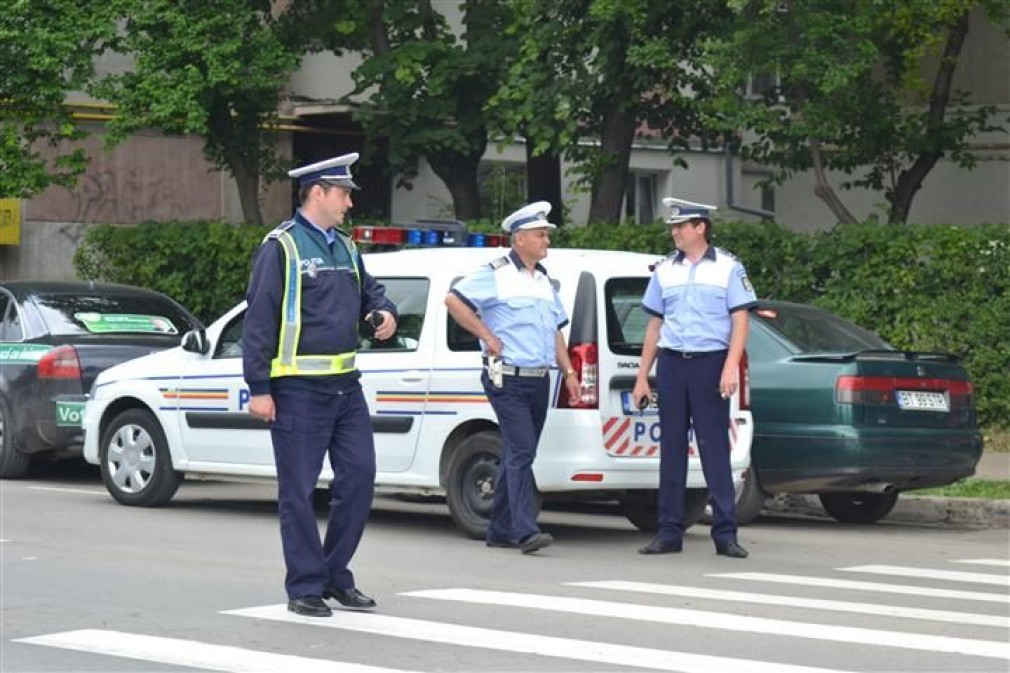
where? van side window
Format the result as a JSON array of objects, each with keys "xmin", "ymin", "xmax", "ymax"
[
  {"xmin": 604, "ymin": 278, "xmax": 650, "ymax": 356},
  {"xmin": 216, "ymin": 313, "xmax": 245, "ymax": 358},
  {"xmin": 360, "ymin": 278, "xmax": 428, "ymax": 352}
]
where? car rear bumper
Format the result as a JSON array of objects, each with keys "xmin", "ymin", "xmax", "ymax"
[
  {"xmin": 753, "ymin": 425, "xmax": 984, "ymax": 493},
  {"xmin": 21, "ymin": 395, "xmax": 88, "ymax": 455}
]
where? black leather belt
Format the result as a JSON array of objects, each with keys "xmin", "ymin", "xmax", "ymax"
[{"xmin": 660, "ymin": 348, "xmax": 727, "ymax": 359}]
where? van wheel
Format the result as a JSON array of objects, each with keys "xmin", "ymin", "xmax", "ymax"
[
  {"xmin": 819, "ymin": 492, "xmax": 899, "ymax": 523},
  {"xmin": 620, "ymin": 488, "xmax": 708, "ymax": 532},
  {"xmin": 445, "ymin": 431, "xmax": 501, "ymax": 539},
  {"xmin": 0, "ymin": 396, "xmax": 31, "ymax": 478},
  {"xmin": 100, "ymin": 409, "xmax": 182, "ymax": 507}
]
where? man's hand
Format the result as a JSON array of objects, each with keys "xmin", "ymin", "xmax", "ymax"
[
  {"xmin": 248, "ymin": 394, "xmax": 276, "ymax": 422},
  {"xmin": 482, "ymin": 332, "xmax": 503, "ymax": 358},
  {"xmin": 632, "ymin": 378, "xmax": 652, "ymax": 411},
  {"xmin": 372, "ymin": 310, "xmax": 397, "ymax": 341}
]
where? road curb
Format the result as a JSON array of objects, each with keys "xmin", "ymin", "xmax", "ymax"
[{"xmin": 763, "ymin": 494, "xmax": 1010, "ymax": 528}]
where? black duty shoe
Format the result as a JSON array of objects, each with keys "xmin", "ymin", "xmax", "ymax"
[
  {"xmin": 323, "ymin": 587, "xmax": 377, "ymax": 610},
  {"xmin": 287, "ymin": 595, "xmax": 332, "ymax": 617},
  {"xmin": 715, "ymin": 541, "xmax": 749, "ymax": 558},
  {"xmin": 486, "ymin": 539, "xmax": 518, "ymax": 548},
  {"xmin": 519, "ymin": 532, "xmax": 553, "ymax": 554},
  {"xmin": 638, "ymin": 537, "xmax": 683, "ymax": 555}
]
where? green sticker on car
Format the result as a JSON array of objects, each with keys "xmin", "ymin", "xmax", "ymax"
[
  {"xmin": 0, "ymin": 344, "xmax": 52, "ymax": 363},
  {"xmin": 55, "ymin": 401, "xmax": 86, "ymax": 427},
  {"xmin": 74, "ymin": 313, "xmax": 178, "ymax": 335}
]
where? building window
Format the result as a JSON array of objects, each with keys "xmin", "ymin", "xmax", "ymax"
[{"xmin": 625, "ymin": 173, "xmax": 657, "ymax": 224}]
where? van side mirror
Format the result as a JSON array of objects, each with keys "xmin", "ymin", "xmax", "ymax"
[{"xmin": 181, "ymin": 329, "xmax": 209, "ymax": 355}]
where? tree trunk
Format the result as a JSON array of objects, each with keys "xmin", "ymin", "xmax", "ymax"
[
  {"xmin": 809, "ymin": 136, "xmax": 858, "ymax": 225},
  {"xmin": 587, "ymin": 101, "xmax": 637, "ymax": 224},
  {"xmin": 427, "ymin": 147, "xmax": 485, "ymax": 221},
  {"xmin": 887, "ymin": 10, "xmax": 969, "ymax": 225},
  {"xmin": 525, "ymin": 146, "xmax": 563, "ymax": 224},
  {"xmin": 222, "ymin": 144, "xmax": 264, "ymax": 227}
]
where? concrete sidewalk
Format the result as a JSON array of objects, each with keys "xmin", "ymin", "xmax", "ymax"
[{"xmin": 765, "ymin": 451, "xmax": 1010, "ymax": 529}]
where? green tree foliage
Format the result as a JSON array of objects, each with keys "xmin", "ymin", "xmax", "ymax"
[
  {"xmin": 0, "ymin": 1, "xmax": 117, "ymax": 197},
  {"xmin": 706, "ymin": 0, "xmax": 1010, "ymax": 224},
  {"xmin": 346, "ymin": 0, "xmax": 516, "ymax": 220},
  {"xmin": 92, "ymin": 0, "xmax": 305, "ymax": 225},
  {"xmin": 492, "ymin": 0, "xmax": 730, "ymax": 224}
]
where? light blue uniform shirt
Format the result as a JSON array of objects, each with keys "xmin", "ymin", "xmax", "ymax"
[
  {"xmin": 641, "ymin": 246, "xmax": 757, "ymax": 352},
  {"xmin": 451, "ymin": 250, "xmax": 569, "ymax": 367}
]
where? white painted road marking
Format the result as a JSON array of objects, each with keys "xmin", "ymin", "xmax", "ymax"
[
  {"xmin": 403, "ymin": 588, "xmax": 1010, "ymax": 660},
  {"xmin": 951, "ymin": 559, "xmax": 1010, "ymax": 568},
  {"xmin": 225, "ymin": 604, "xmax": 856, "ymax": 673},
  {"xmin": 711, "ymin": 572, "xmax": 1010, "ymax": 603},
  {"xmin": 15, "ymin": 629, "xmax": 419, "ymax": 673},
  {"xmin": 842, "ymin": 565, "xmax": 1010, "ymax": 587},
  {"xmin": 26, "ymin": 485, "xmax": 105, "ymax": 496},
  {"xmin": 569, "ymin": 580, "xmax": 1009, "ymax": 628}
]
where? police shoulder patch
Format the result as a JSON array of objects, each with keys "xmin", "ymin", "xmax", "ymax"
[
  {"xmin": 264, "ymin": 220, "xmax": 295, "ymax": 241},
  {"xmin": 489, "ymin": 256, "xmax": 510, "ymax": 270}
]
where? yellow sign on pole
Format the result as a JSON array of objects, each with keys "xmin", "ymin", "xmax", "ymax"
[{"xmin": 0, "ymin": 199, "xmax": 21, "ymax": 245}]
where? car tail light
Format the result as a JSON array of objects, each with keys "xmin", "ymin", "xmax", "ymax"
[
  {"xmin": 37, "ymin": 345, "xmax": 82, "ymax": 381},
  {"xmin": 559, "ymin": 342, "xmax": 598, "ymax": 409},
  {"xmin": 835, "ymin": 376, "xmax": 972, "ymax": 406},
  {"xmin": 737, "ymin": 350, "xmax": 750, "ymax": 410}
]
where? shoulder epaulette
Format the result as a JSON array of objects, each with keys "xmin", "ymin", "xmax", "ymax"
[
  {"xmin": 489, "ymin": 256, "xmax": 510, "ymax": 270},
  {"xmin": 263, "ymin": 220, "xmax": 295, "ymax": 243}
]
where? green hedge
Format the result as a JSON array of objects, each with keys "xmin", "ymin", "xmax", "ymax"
[{"xmin": 74, "ymin": 218, "xmax": 1009, "ymax": 427}]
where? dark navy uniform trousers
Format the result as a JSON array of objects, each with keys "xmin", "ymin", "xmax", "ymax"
[
  {"xmin": 270, "ymin": 381, "xmax": 375, "ymax": 599},
  {"xmin": 481, "ymin": 371, "xmax": 549, "ymax": 543},
  {"xmin": 655, "ymin": 349, "xmax": 737, "ymax": 546}
]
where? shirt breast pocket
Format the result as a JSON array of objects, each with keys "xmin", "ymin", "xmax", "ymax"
[{"xmin": 505, "ymin": 297, "xmax": 546, "ymax": 327}]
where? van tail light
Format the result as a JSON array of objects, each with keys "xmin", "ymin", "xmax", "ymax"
[
  {"xmin": 37, "ymin": 345, "xmax": 82, "ymax": 381},
  {"xmin": 737, "ymin": 350, "xmax": 750, "ymax": 410},
  {"xmin": 559, "ymin": 342, "xmax": 598, "ymax": 409}
]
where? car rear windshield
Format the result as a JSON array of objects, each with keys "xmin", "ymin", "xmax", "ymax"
[
  {"xmin": 33, "ymin": 292, "xmax": 198, "ymax": 337},
  {"xmin": 753, "ymin": 304, "xmax": 890, "ymax": 353},
  {"xmin": 605, "ymin": 278, "xmax": 651, "ymax": 356}
]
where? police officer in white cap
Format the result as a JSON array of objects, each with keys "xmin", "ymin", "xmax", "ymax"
[
  {"xmin": 445, "ymin": 201, "xmax": 581, "ymax": 554},
  {"xmin": 634, "ymin": 197, "xmax": 757, "ymax": 559},
  {"xmin": 243, "ymin": 153, "xmax": 398, "ymax": 616}
]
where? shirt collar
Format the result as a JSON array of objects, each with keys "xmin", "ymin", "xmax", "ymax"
[
  {"xmin": 295, "ymin": 210, "xmax": 336, "ymax": 245},
  {"xmin": 674, "ymin": 246, "xmax": 717, "ymax": 263},
  {"xmin": 509, "ymin": 249, "xmax": 547, "ymax": 275}
]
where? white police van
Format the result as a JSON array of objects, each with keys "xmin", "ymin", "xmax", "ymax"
[{"xmin": 82, "ymin": 226, "xmax": 752, "ymax": 538}]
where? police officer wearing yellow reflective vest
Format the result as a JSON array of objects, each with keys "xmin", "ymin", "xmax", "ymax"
[
  {"xmin": 445, "ymin": 201, "xmax": 581, "ymax": 554},
  {"xmin": 634, "ymin": 198, "xmax": 756, "ymax": 559},
  {"xmin": 243, "ymin": 153, "xmax": 397, "ymax": 617}
]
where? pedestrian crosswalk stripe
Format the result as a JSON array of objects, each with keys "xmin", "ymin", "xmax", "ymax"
[
  {"xmin": 224, "ymin": 604, "xmax": 854, "ymax": 673},
  {"xmin": 403, "ymin": 588, "xmax": 1010, "ymax": 661},
  {"xmin": 568, "ymin": 580, "xmax": 1009, "ymax": 628},
  {"xmin": 15, "ymin": 629, "xmax": 419, "ymax": 673},
  {"xmin": 711, "ymin": 572, "xmax": 1010, "ymax": 604},
  {"xmin": 842, "ymin": 565, "xmax": 1010, "ymax": 587},
  {"xmin": 950, "ymin": 559, "xmax": 1010, "ymax": 568}
]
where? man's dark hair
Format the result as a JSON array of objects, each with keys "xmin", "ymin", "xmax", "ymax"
[{"xmin": 298, "ymin": 181, "xmax": 336, "ymax": 205}]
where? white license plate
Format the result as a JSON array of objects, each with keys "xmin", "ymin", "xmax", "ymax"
[
  {"xmin": 621, "ymin": 391, "xmax": 658, "ymax": 415},
  {"xmin": 896, "ymin": 390, "xmax": 949, "ymax": 412}
]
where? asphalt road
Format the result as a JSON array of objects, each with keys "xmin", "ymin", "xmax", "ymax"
[{"xmin": 2, "ymin": 464, "xmax": 1008, "ymax": 673}]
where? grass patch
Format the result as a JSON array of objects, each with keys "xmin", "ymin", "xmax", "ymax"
[
  {"xmin": 910, "ymin": 479, "xmax": 1010, "ymax": 500},
  {"xmin": 983, "ymin": 426, "xmax": 1010, "ymax": 453}
]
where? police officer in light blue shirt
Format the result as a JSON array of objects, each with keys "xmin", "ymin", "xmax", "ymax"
[
  {"xmin": 446, "ymin": 202, "xmax": 581, "ymax": 554},
  {"xmin": 633, "ymin": 198, "xmax": 757, "ymax": 559}
]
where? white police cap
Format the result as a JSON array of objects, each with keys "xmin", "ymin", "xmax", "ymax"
[
  {"xmin": 663, "ymin": 197, "xmax": 716, "ymax": 224},
  {"xmin": 288, "ymin": 153, "xmax": 360, "ymax": 190},
  {"xmin": 501, "ymin": 200, "xmax": 557, "ymax": 233}
]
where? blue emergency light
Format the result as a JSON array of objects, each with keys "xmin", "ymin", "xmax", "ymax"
[{"xmin": 352, "ymin": 220, "xmax": 509, "ymax": 249}]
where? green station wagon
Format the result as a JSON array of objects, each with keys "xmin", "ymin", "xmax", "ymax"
[{"xmin": 737, "ymin": 301, "xmax": 983, "ymax": 524}]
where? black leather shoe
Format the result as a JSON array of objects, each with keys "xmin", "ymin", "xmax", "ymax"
[
  {"xmin": 323, "ymin": 587, "xmax": 377, "ymax": 609},
  {"xmin": 716, "ymin": 542, "xmax": 749, "ymax": 558},
  {"xmin": 486, "ymin": 539, "xmax": 517, "ymax": 548},
  {"xmin": 519, "ymin": 532, "xmax": 553, "ymax": 554},
  {"xmin": 638, "ymin": 537, "xmax": 683, "ymax": 555},
  {"xmin": 287, "ymin": 595, "xmax": 332, "ymax": 617}
]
